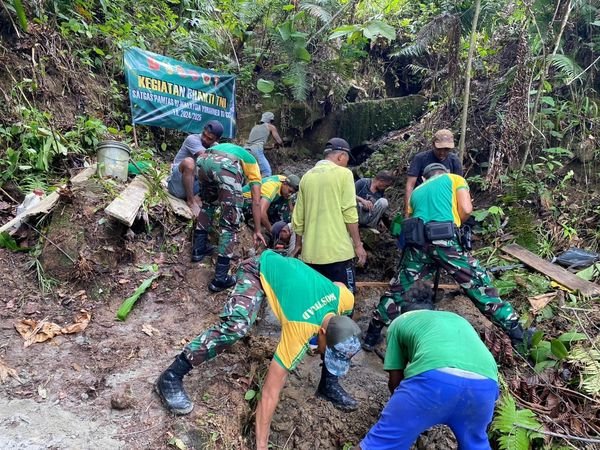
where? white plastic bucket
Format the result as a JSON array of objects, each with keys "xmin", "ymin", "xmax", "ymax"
[{"xmin": 97, "ymin": 140, "xmax": 130, "ymax": 181}]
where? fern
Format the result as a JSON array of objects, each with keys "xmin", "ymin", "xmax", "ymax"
[
  {"xmin": 299, "ymin": 2, "xmax": 333, "ymax": 23},
  {"xmin": 283, "ymin": 62, "xmax": 308, "ymax": 101},
  {"xmin": 568, "ymin": 343, "xmax": 600, "ymax": 397},
  {"xmin": 491, "ymin": 395, "xmax": 543, "ymax": 450},
  {"xmin": 550, "ymin": 54, "xmax": 585, "ymax": 83}
]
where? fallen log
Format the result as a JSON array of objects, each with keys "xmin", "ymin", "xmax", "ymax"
[{"xmin": 502, "ymin": 243, "xmax": 600, "ymax": 297}]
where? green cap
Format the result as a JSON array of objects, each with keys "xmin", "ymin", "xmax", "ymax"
[{"xmin": 285, "ymin": 174, "xmax": 300, "ymax": 190}]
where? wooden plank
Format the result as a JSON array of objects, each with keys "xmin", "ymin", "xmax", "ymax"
[
  {"xmin": 165, "ymin": 192, "xmax": 193, "ymax": 220},
  {"xmin": 0, "ymin": 165, "xmax": 97, "ymax": 234},
  {"xmin": 502, "ymin": 243, "xmax": 600, "ymax": 297},
  {"xmin": 356, "ymin": 281, "xmax": 460, "ymax": 291},
  {"xmin": 104, "ymin": 176, "xmax": 150, "ymax": 227}
]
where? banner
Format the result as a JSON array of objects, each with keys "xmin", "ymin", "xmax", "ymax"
[{"xmin": 124, "ymin": 47, "xmax": 236, "ymax": 137}]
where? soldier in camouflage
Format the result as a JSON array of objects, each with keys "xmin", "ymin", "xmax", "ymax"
[
  {"xmin": 192, "ymin": 143, "xmax": 266, "ymax": 292},
  {"xmin": 363, "ymin": 163, "xmax": 529, "ymax": 351},
  {"xmin": 155, "ymin": 250, "xmax": 362, "ymax": 448}
]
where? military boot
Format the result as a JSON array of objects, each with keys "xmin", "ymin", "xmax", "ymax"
[
  {"xmin": 362, "ymin": 320, "xmax": 384, "ymax": 352},
  {"xmin": 208, "ymin": 256, "xmax": 237, "ymax": 292},
  {"xmin": 507, "ymin": 322, "xmax": 536, "ymax": 353},
  {"xmin": 191, "ymin": 229, "xmax": 214, "ymax": 263},
  {"xmin": 316, "ymin": 363, "xmax": 358, "ymax": 411},
  {"xmin": 155, "ymin": 353, "xmax": 194, "ymax": 415}
]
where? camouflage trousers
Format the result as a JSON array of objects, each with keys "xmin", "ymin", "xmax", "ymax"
[
  {"xmin": 184, "ymin": 257, "xmax": 265, "ymax": 366},
  {"xmin": 373, "ymin": 239, "xmax": 519, "ymax": 331},
  {"xmin": 196, "ymin": 153, "xmax": 244, "ymax": 258}
]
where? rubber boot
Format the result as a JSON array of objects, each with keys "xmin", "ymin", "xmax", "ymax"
[
  {"xmin": 208, "ymin": 256, "xmax": 237, "ymax": 292},
  {"xmin": 191, "ymin": 229, "xmax": 214, "ymax": 263},
  {"xmin": 316, "ymin": 363, "xmax": 358, "ymax": 411},
  {"xmin": 362, "ymin": 320, "xmax": 384, "ymax": 352},
  {"xmin": 507, "ymin": 322, "xmax": 536, "ymax": 353},
  {"xmin": 155, "ymin": 353, "xmax": 194, "ymax": 415}
]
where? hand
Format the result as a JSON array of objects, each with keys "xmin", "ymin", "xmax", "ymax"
[
  {"xmin": 361, "ymin": 199, "xmax": 374, "ymax": 211},
  {"xmin": 187, "ymin": 197, "xmax": 202, "ymax": 217},
  {"xmin": 355, "ymin": 244, "xmax": 367, "ymax": 266},
  {"xmin": 254, "ymin": 231, "xmax": 267, "ymax": 248},
  {"xmin": 291, "ymin": 243, "xmax": 302, "ymax": 258}
]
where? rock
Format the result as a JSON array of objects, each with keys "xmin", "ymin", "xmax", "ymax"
[
  {"xmin": 22, "ymin": 302, "xmax": 38, "ymax": 315},
  {"xmin": 110, "ymin": 385, "xmax": 134, "ymax": 410}
]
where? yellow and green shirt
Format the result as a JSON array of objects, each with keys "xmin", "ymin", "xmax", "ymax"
[
  {"xmin": 242, "ymin": 175, "xmax": 286, "ymax": 204},
  {"xmin": 408, "ymin": 173, "xmax": 469, "ymax": 226},
  {"xmin": 259, "ymin": 250, "xmax": 354, "ymax": 371},
  {"xmin": 207, "ymin": 143, "xmax": 262, "ymax": 186}
]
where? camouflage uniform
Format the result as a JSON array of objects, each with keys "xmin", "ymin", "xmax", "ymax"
[
  {"xmin": 184, "ymin": 257, "xmax": 264, "ymax": 366},
  {"xmin": 267, "ymin": 196, "xmax": 294, "ymax": 224},
  {"xmin": 196, "ymin": 153, "xmax": 245, "ymax": 258},
  {"xmin": 373, "ymin": 239, "xmax": 519, "ymax": 330}
]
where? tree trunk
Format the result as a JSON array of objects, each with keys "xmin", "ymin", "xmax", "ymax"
[{"xmin": 458, "ymin": 0, "xmax": 481, "ymax": 162}]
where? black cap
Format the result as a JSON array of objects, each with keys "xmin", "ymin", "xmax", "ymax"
[
  {"xmin": 324, "ymin": 138, "xmax": 354, "ymax": 160},
  {"xmin": 204, "ymin": 120, "xmax": 224, "ymax": 139}
]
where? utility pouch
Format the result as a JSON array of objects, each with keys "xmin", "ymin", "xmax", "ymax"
[
  {"xmin": 403, "ymin": 217, "xmax": 425, "ymax": 247},
  {"xmin": 425, "ymin": 221, "xmax": 456, "ymax": 241}
]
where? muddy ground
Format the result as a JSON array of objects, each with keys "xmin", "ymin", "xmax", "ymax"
[
  {"xmin": 0, "ymin": 240, "xmax": 495, "ymax": 450},
  {"xmin": 0, "ymin": 173, "xmax": 508, "ymax": 450}
]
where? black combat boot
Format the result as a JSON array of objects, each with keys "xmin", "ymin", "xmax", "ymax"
[
  {"xmin": 316, "ymin": 363, "xmax": 358, "ymax": 411},
  {"xmin": 507, "ymin": 322, "xmax": 536, "ymax": 352},
  {"xmin": 191, "ymin": 229, "xmax": 214, "ymax": 262},
  {"xmin": 208, "ymin": 256, "xmax": 237, "ymax": 292},
  {"xmin": 155, "ymin": 353, "xmax": 194, "ymax": 415},
  {"xmin": 362, "ymin": 320, "xmax": 384, "ymax": 352}
]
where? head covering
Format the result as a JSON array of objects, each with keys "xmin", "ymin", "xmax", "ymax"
[
  {"xmin": 324, "ymin": 315, "xmax": 362, "ymax": 377},
  {"xmin": 324, "ymin": 137, "xmax": 354, "ymax": 161},
  {"xmin": 204, "ymin": 120, "xmax": 224, "ymax": 138},
  {"xmin": 433, "ymin": 129, "xmax": 455, "ymax": 149},
  {"xmin": 423, "ymin": 163, "xmax": 449, "ymax": 179},
  {"xmin": 285, "ymin": 174, "xmax": 300, "ymax": 190},
  {"xmin": 260, "ymin": 112, "xmax": 275, "ymax": 123},
  {"xmin": 270, "ymin": 221, "xmax": 287, "ymax": 242}
]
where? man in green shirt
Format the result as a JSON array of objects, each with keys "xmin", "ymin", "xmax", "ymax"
[
  {"xmin": 292, "ymin": 138, "xmax": 367, "ymax": 292},
  {"xmin": 360, "ymin": 282, "xmax": 499, "ymax": 450},
  {"xmin": 155, "ymin": 250, "xmax": 362, "ymax": 448},
  {"xmin": 363, "ymin": 163, "xmax": 528, "ymax": 350}
]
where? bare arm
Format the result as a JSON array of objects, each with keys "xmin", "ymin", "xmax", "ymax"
[
  {"xmin": 259, "ymin": 198, "xmax": 272, "ymax": 232},
  {"xmin": 255, "ymin": 360, "xmax": 289, "ymax": 450},
  {"xmin": 404, "ymin": 176, "xmax": 417, "ymax": 217},
  {"xmin": 387, "ymin": 369, "xmax": 404, "ymax": 394},
  {"xmin": 250, "ymin": 184, "xmax": 267, "ymax": 247},
  {"xmin": 456, "ymin": 189, "xmax": 473, "ymax": 223},
  {"xmin": 346, "ymin": 222, "xmax": 367, "ymax": 266},
  {"xmin": 268, "ymin": 124, "xmax": 283, "ymax": 146}
]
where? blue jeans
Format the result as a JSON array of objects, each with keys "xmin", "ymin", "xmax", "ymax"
[
  {"xmin": 250, "ymin": 147, "xmax": 272, "ymax": 177},
  {"xmin": 167, "ymin": 164, "xmax": 199, "ymax": 199},
  {"xmin": 360, "ymin": 369, "xmax": 498, "ymax": 450}
]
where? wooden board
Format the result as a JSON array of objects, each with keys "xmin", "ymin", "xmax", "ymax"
[
  {"xmin": 502, "ymin": 243, "xmax": 600, "ymax": 297},
  {"xmin": 104, "ymin": 176, "xmax": 150, "ymax": 227},
  {"xmin": 165, "ymin": 192, "xmax": 193, "ymax": 220},
  {"xmin": 0, "ymin": 165, "xmax": 97, "ymax": 234},
  {"xmin": 356, "ymin": 281, "xmax": 460, "ymax": 291}
]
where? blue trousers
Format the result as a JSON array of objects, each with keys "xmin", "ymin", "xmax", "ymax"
[
  {"xmin": 251, "ymin": 147, "xmax": 272, "ymax": 177},
  {"xmin": 360, "ymin": 369, "xmax": 498, "ymax": 450}
]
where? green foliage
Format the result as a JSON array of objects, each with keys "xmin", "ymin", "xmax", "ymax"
[
  {"xmin": 491, "ymin": 394, "xmax": 543, "ymax": 450},
  {"xmin": 472, "ymin": 205, "xmax": 504, "ymax": 235},
  {"xmin": 568, "ymin": 342, "xmax": 600, "ymax": 397},
  {"xmin": 529, "ymin": 331, "xmax": 586, "ymax": 373}
]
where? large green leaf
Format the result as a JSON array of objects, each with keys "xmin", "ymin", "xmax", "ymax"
[
  {"xmin": 256, "ymin": 79, "xmax": 275, "ymax": 94},
  {"xmin": 550, "ymin": 339, "xmax": 569, "ymax": 360},
  {"xmin": 294, "ymin": 46, "xmax": 311, "ymax": 62},
  {"xmin": 557, "ymin": 332, "xmax": 587, "ymax": 344},
  {"xmin": 363, "ymin": 20, "xmax": 396, "ymax": 41},
  {"xmin": 116, "ymin": 275, "xmax": 159, "ymax": 321},
  {"xmin": 329, "ymin": 25, "xmax": 360, "ymax": 40},
  {"xmin": 13, "ymin": 0, "xmax": 28, "ymax": 32}
]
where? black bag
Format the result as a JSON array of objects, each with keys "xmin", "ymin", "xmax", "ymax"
[
  {"xmin": 403, "ymin": 217, "xmax": 425, "ymax": 247},
  {"xmin": 424, "ymin": 221, "xmax": 456, "ymax": 241},
  {"xmin": 554, "ymin": 248, "xmax": 600, "ymax": 269}
]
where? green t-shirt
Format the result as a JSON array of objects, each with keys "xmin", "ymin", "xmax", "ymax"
[
  {"xmin": 207, "ymin": 143, "xmax": 262, "ymax": 185},
  {"xmin": 258, "ymin": 250, "xmax": 354, "ymax": 371},
  {"xmin": 384, "ymin": 310, "xmax": 498, "ymax": 381},
  {"xmin": 409, "ymin": 173, "xmax": 469, "ymax": 226}
]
